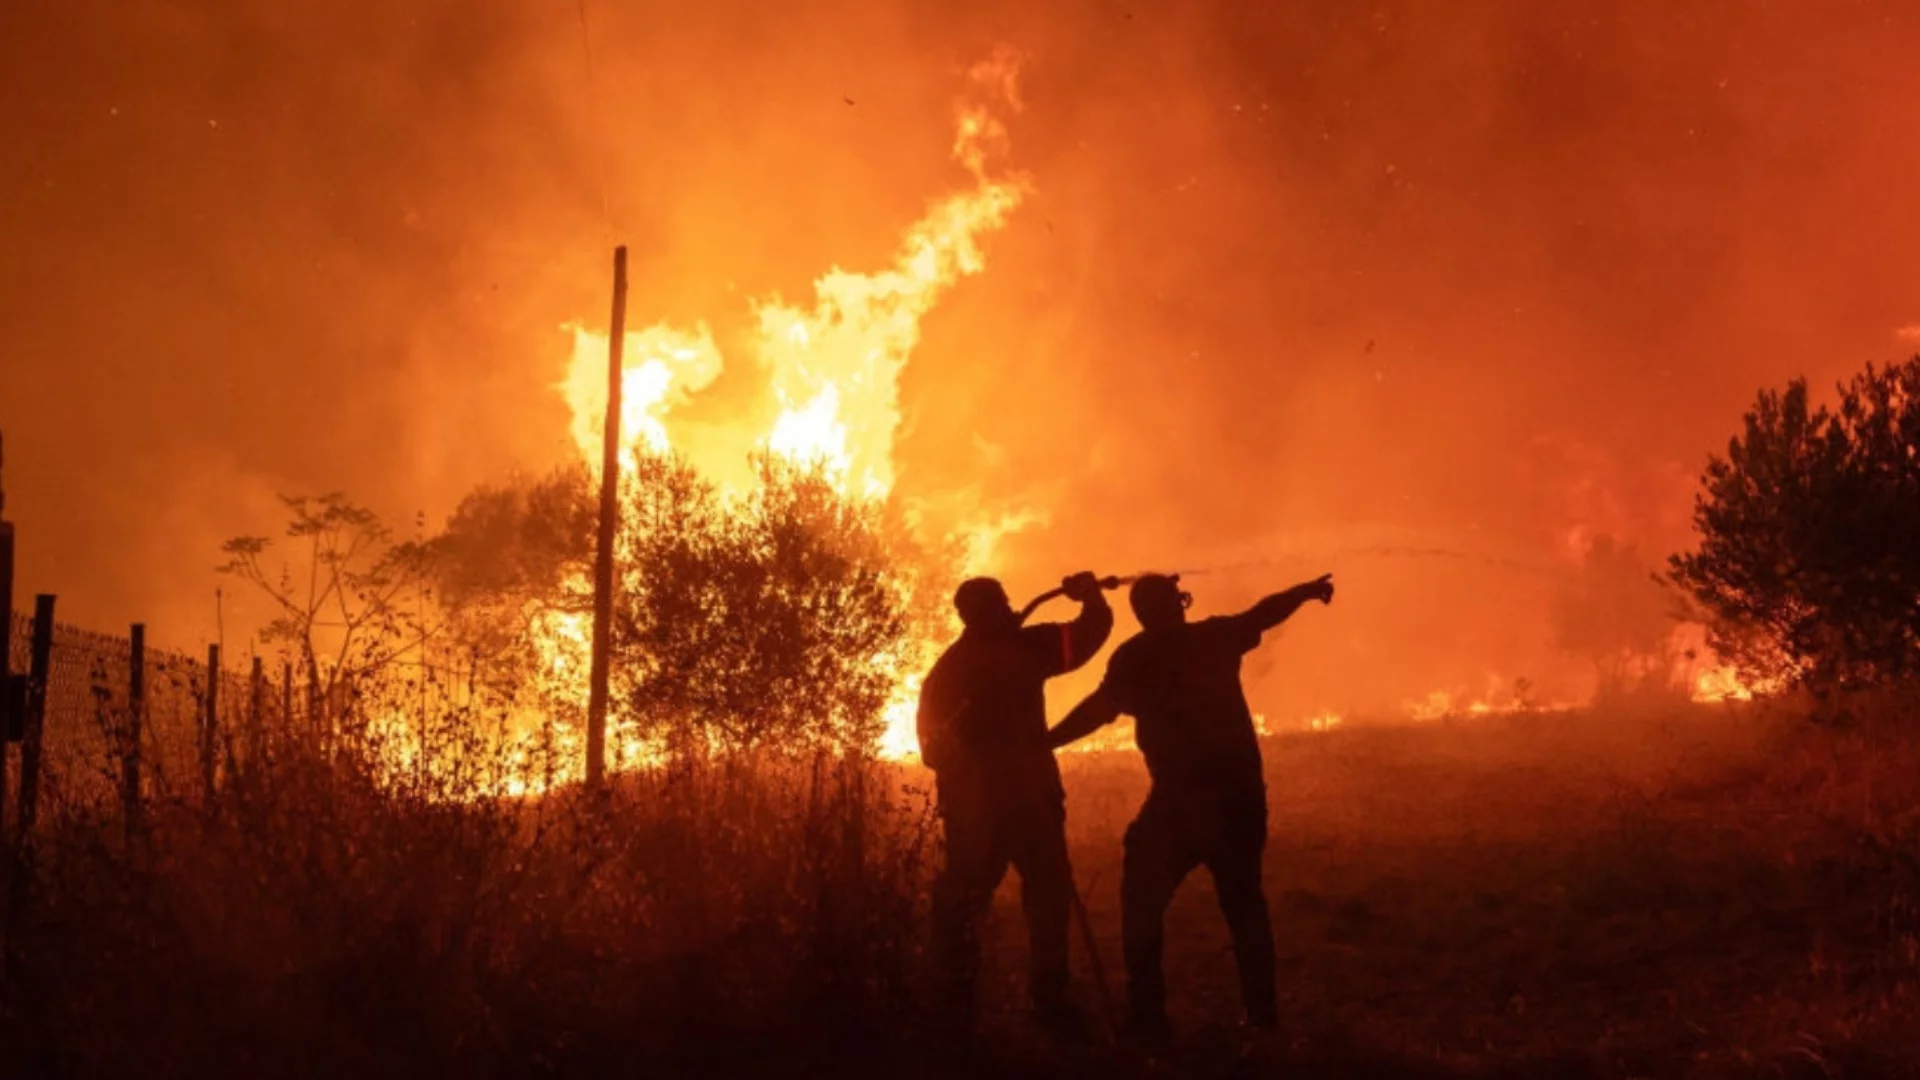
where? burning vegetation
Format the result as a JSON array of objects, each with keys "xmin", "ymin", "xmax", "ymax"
[{"xmin": 5, "ymin": 7, "xmax": 1920, "ymax": 1079}]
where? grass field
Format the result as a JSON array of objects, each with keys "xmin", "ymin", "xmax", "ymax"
[
  {"xmin": 5, "ymin": 696, "xmax": 1919, "ymax": 1079},
  {"xmin": 960, "ymin": 698, "xmax": 1920, "ymax": 1078}
]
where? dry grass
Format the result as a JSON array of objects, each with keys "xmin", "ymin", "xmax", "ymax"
[
  {"xmin": 2, "ymin": 744, "xmax": 946, "ymax": 1079},
  {"xmin": 5, "ymin": 695, "xmax": 1920, "ymax": 1078},
  {"xmin": 1024, "ymin": 695, "xmax": 1920, "ymax": 1077}
]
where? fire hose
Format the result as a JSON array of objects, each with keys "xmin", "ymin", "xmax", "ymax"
[{"xmin": 1016, "ymin": 571, "xmax": 1197, "ymax": 626}]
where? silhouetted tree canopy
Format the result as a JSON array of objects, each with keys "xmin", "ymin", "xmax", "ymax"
[
  {"xmin": 428, "ymin": 453, "xmax": 937, "ymax": 760},
  {"xmin": 616, "ymin": 454, "xmax": 915, "ymax": 755},
  {"xmin": 427, "ymin": 465, "xmax": 597, "ymax": 698},
  {"xmin": 220, "ymin": 493, "xmax": 439, "ymax": 707},
  {"xmin": 1669, "ymin": 356, "xmax": 1920, "ymax": 692}
]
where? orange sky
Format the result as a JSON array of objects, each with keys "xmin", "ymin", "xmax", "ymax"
[{"xmin": 2, "ymin": 0, "xmax": 1916, "ymax": 719}]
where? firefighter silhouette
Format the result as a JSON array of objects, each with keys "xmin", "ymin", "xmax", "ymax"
[
  {"xmin": 1050, "ymin": 570, "xmax": 1334, "ymax": 1040},
  {"xmin": 916, "ymin": 571, "xmax": 1112, "ymax": 1037}
]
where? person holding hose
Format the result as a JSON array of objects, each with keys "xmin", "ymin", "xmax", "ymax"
[
  {"xmin": 1048, "ymin": 571, "xmax": 1334, "ymax": 1043},
  {"xmin": 917, "ymin": 570, "xmax": 1113, "ymax": 1040}
]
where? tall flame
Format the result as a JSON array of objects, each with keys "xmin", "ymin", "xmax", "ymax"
[
  {"xmin": 563, "ymin": 50, "xmax": 1026, "ymax": 499},
  {"xmin": 542, "ymin": 50, "xmax": 1030, "ymax": 764},
  {"xmin": 560, "ymin": 324, "xmax": 724, "ymax": 469}
]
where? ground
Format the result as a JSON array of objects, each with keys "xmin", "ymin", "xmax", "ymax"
[
  {"xmin": 954, "ymin": 700, "xmax": 1920, "ymax": 1078},
  {"xmin": 10, "ymin": 695, "xmax": 1920, "ymax": 1079}
]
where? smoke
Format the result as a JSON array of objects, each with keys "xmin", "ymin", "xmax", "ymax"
[{"xmin": 3, "ymin": 0, "xmax": 1917, "ymax": 719}]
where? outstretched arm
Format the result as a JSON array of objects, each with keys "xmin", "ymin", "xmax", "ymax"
[
  {"xmin": 1238, "ymin": 573, "xmax": 1335, "ymax": 635},
  {"xmin": 1047, "ymin": 686, "xmax": 1122, "ymax": 750}
]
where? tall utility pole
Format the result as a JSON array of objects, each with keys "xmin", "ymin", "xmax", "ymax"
[{"xmin": 585, "ymin": 246, "xmax": 628, "ymax": 790}]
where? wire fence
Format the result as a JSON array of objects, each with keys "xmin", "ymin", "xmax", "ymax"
[
  {"xmin": 2, "ymin": 601, "xmax": 533, "ymax": 843},
  {"xmin": 4, "ymin": 609, "xmax": 324, "ymax": 823}
]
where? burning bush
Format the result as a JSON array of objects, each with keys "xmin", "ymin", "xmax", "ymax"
[
  {"xmin": 614, "ymin": 452, "xmax": 927, "ymax": 757},
  {"xmin": 6, "ymin": 479, "xmax": 947, "ymax": 1075},
  {"xmin": 1669, "ymin": 356, "xmax": 1920, "ymax": 694},
  {"xmin": 427, "ymin": 450, "xmax": 944, "ymax": 768}
]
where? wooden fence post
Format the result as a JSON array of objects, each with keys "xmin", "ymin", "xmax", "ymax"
[
  {"xmin": 248, "ymin": 655, "xmax": 264, "ymax": 778},
  {"xmin": 125, "ymin": 624, "xmax": 144, "ymax": 846},
  {"xmin": 17, "ymin": 596, "xmax": 54, "ymax": 839},
  {"xmin": 202, "ymin": 643, "xmax": 220, "ymax": 805},
  {"xmin": 2, "ymin": 595, "xmax": 51, "ymax": 1003},
  {"xmin": 0, "ymin": 514, "xmax": 13, "ymax": 847}
]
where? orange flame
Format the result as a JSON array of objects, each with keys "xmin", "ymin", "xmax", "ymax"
[
  {"xmin": 536, "ymin": 52, "xmax": 1031, "ymax": 767},
  {"xmin": 1689, "ymin": 665, "xmax": 1755, "ymax": 703}
]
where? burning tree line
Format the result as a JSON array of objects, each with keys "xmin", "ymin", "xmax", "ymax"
[
  {"xmin": 6, "ymin": 355, "xmax": 1917, "ymax": 819},
  {"xmin": 1, "ymin": 242, "xmax": 1916, "ymax": 1080},
  {"xmin": 207, "ymin": 454, "xmax": 954, "ymax": 795},
  {"xmin": 0, "ymin": 449, "xmax": 947, "ymax": 850},
  {"xmin": 0, "ymin": 465, "xmax": 949, "ymax": 1077},
  {"xmin": 3, "ymin": 47, "xmax": 1033, "ymax": 813}
]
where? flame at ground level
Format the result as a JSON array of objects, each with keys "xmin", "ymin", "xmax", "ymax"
[{"xmin": 377, "ymin": 628, "xmax": 1777, "ymax": 801}]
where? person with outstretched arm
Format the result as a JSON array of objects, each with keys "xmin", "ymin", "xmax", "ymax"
[
  {"xmin": 917, "ymin": 571, "xmax": 1113, "ymax": 1040},
  {"xmin": 1048, "ymin": 571, "xmax": 1334, "ymax": 1042}
]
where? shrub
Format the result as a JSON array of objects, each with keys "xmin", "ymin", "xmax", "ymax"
[
  {"xmin": 429, "ymin": 452, "xmax": 937, "ymax": 763},
  {"xmin": 1669, "ymin": 357, "xmax": 1920, "ymax": 693}
]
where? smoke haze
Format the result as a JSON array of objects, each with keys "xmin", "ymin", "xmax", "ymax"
[{"xmin": 3, "ymin": 0, "xmax": 1917, "ymax": 719}]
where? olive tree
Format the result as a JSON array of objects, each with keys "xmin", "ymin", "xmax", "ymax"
[{"xmin": 1668, "ymin": 357, "xmax": 1920, "ymax": 692}]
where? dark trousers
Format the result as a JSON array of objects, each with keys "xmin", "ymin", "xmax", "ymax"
[
  {"xmin": 1121, "ymin": 782, "xmax": 1275, "ymax": 1027},
  {"xmin": 931, "ymin": 774, "xmax": 1074, "ymax": 1024}
]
